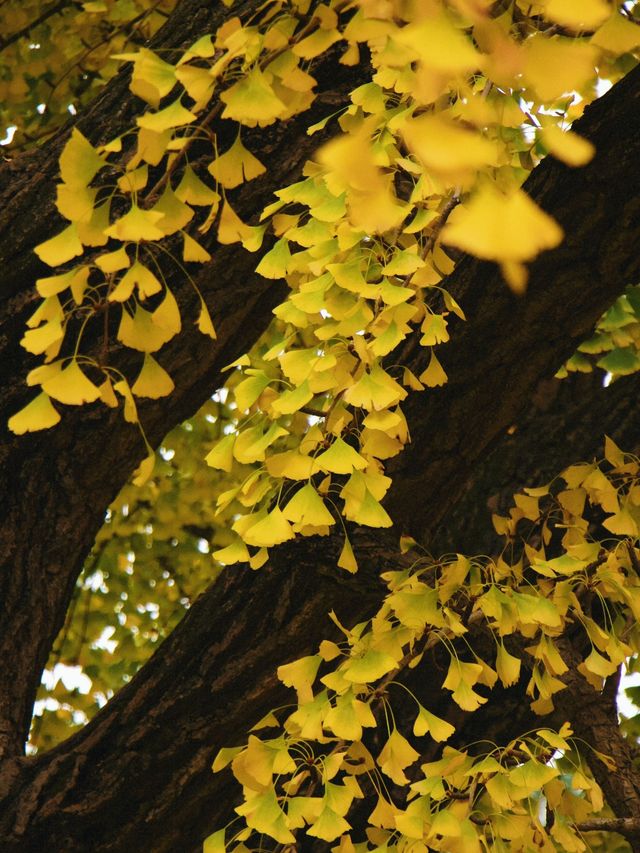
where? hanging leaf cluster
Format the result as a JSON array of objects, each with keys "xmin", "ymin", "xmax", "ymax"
[
  {"xmin": 11, "ymin": 0, "xmax": 640, "ymax": 559},
  {"xmin": 210, "ymin": 437, "xmax": 640, "ymax": 851}
]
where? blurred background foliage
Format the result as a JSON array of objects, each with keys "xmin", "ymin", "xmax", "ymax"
[{"xmin": 0, "ymin": 0, "xmax": 177, "ymax": 150}]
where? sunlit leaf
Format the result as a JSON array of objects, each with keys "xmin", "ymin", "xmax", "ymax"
[
  {"xmin": 131, "ymin": 354, "xmax": 175, "ymax": 399},
  {"xmin": 8, "ymin": 393, "xmax": 61, "ymax": 434}
]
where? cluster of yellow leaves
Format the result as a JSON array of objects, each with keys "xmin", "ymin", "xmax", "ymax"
[
  {"xmin": 12, "ymin": 0, "xmax": 640, "ymax": 505},
  {"xmin": 202, "ymin": 0, "xmax": 640, "ymax": 559},
  {"xmin": 210, "ymin": 438, "xmax": 640, "ymax": 851},
  {"xmin": 12, "ymin": 0, "xmax": 343, "ymax": 478}
]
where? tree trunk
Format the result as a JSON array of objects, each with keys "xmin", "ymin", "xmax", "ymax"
[{"xmin": 2, "ymin": 0, "xmax": 640, "ymax": 848}]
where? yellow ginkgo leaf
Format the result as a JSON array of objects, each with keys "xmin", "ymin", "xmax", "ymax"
[
  {"xmin": 35, "ymin": 223, "xmax": 84, "ymax": 267},
  {"xmin": 541, "ymin": 124, "xmax": 595, "ymax": 167},
  {"xmin": 36, "ymin": 267, "xmax": 89, "ymax": 300},
  {"xmin": 110, "ymin": 262, "xmax": 163, "ymax": 302},
  {"xmin": 337, "ymin": 536, "xmax": 358, "ymax": 573},
  {"xmin": 42, "ymin": 360, "xmax": 101, "ymax": 405},
  {"xmin": 249, "ymin": 548, "xmax": 269, "ymax": 569},
  {"xmin": 413, "ymin": 705, "xmax": 455, "ymax": 741},
  {"xmin": 205, "ymin": 433, "xmax": 236, "ymax": 472},
  {"xmin": 282, "ymin": 484, "xmax": 335, "ymax": 526},
  {"xmin": 441, "ymin": 184, "xmax": 563, "ymax": 264},
  {"xmin": 183, "ymin": 233, "xmax": 212, "ymax": 263},
  {"xmin": 115, "ymin": 47, "xmax": 176, "ymax": 106},
  {"xmin": 234, "ymin": 373, "xmax": 271, "ymax": 411},
  {"xmin": 421, "ymin": 313, "xmax": 449, "ymax": 346},
  {"xmin": 26, "ymin": 362, "xmax": 62, "ymax": 387},
  {"xmin": 451, "ymin": 679, "xmax": 488, "ymax": 712},
  {"xmin": 8, "ymin": 393, "xmax": 61, "ymax": 434},
  {"xmin": 509, "ymin": 760, "xmax": 559, "ymax": 795},
  {"xmin": 378, "ymin": 729, "xmax": 420, "ymax": 785},
  {"xmin": 175, "ymin": 64, "xmax": 215, "ymax": 108},
  {"xmin": 21, "ymin": 320, "xmax": 64, "ymax": 356},
  {"xmin": 59, "ymin": 128, "xmax": 106, "ymax": 189},
  {"xmin": 496, "ymin": 642, "xmax": 521, "ymax": 687},
  {"xmin": 523, "ymin": 36, "xmax": 597, "ymax": 102},
  {"xmin": 135, "ymin": 128, "xmax": 171, "ymax": 166},
  {"xmin": 113, "ymin": 380, "xmax": 139, "ymax": 423},
  {"xmin": 220, "ymin": 67, "xmax": 287, "ymax": 127},
  {"xmin": 131, "ymin": 354, "xmax": 175, "ymax": 398},
  {"xmin": 234, "ymin": 422, "xmax": 288, "ymax": 464},
  {"xmin": 217, "ymin": 201, "xmax": 266, "ymax": 250},
  {"xmin": 202, "ymin": 829, "xmax": 226, "ymax": 853},
  {"xmin": 271, "ymin": 380, "xmax": 313, "ymax": 415},
  {"xmin": 75, "ymin": 199, "xmax": 110, "ymax": 249},
  {"xmin": 266, "ymin": 450, "xmax": 317, "ymax": 480},
  {"xmin": 255, "ymin": 238, "xmax": 292, "ymax": 279},
  {"xmin": 344, "ymin": 649, "xmax": 397, "ymax": 684},
  {"xmin": 394, "ymin": 13, "xmax": 480, "ymax": 75},
  {"xmin": 175, "ymin": 166, "xmax": 220, "ymax": 206},
  {"xmin": 212, "ymin": 538, "xmax": 250, "ymax": 565},
  {"xmin": 208, "ymin": 134, "xmax": 267, "ymax": 189},
  {"xmin": 591, "ymin": 11, "xmax": 640, "ymax": 52},
  {"xmin": 26, "ymin": 296, "xmax": 63, "ymax": 332},
  {"xmin": 419, "ymin": 351, "xmax": 448, "ymax": 387},
  {"xmin": 324, "ymin": 692, "xmax": 370, "ymax": 741},
  {"xmin": 316, "ymin": 436, "xmax": 367, "ymax": 475},
  {"xmin": 98, "ymin": 377, "xmax": 118, "ymax": 408},
  {"xmin": 196, "ymin": 300, "xmax": 217, "ymax": 339},
  {"xmin": 427, "ymin": 809, "xmax": 462, "ymax": 840},
  {"xmin": 236, "ymin": 787, "xmax": 295, "ymax": 844},
  {"xmin": 343, "ymin": 364, "xmax": 407, "ymax": 411},
  {"xmin": 105, "ymin": 205, "xmax": 165, "ymax": 242},
  {"xmin": 152, "ymin": 287, "xmax": 182, "ymax": 336},
  {"xmin": 277, "ymin": 654, "xmax": 321, "ymax": 703},
  {"xmin": 137, "ymin": 98, "xmax": 196, "ymax": 133},
  {"xmin": 95, "ymin": 247, "xmax": 131, "ymax": 274},
  {"xmin": 349, "ymin": 488, "xmax": 393, "ymax": 528},
  {"xmin": 117, "ymin": 164, "xmax": 148, "ymax": 195},
  {"xmin": 56, "ymin": 183, "xmax": 97, "ymax": 224},
  {"xmin": 307, "ymin": 808, "xmax": 350, "ymax": 843},
  {"xmin": 118, "ymin": 304, "xmax": 175, "ymax": 352},
  {"xmin": 401, "ymin": 113, "xmax": 498, "ymax": 178},
  {"xmin": 292, "ymin": 27, "xmax": 342, "ymax": 60},
  {"xmin": 243, "ymin": 506, "xmax": 294, "ymax": 547},
  {"xmin": 152, "ymin": 186, "xmax": 194, "ymax": 235}
]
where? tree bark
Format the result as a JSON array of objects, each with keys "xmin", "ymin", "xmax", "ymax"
[{"xmin": 2, "ymin": 1, "xmax": 640, "ymax": 849}]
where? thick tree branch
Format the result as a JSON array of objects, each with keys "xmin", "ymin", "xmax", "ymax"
[{"xmin": 575, "ymin": 818, "xmax": 640, "ymax": 839}]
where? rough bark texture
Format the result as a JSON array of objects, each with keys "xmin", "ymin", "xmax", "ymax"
[{"xmin": 1, "ymin": 0, "xmax": 640, "ymax": 849}]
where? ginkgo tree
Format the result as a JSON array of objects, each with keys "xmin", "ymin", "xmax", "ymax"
[{"xmin": 3, "ymin": 0, "xmax": 640, "ymax": 851}]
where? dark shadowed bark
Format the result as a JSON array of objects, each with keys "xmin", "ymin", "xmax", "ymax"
[{"xmin": 1, "ymin": 0, "xmax": 640, "ymax": 849}]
